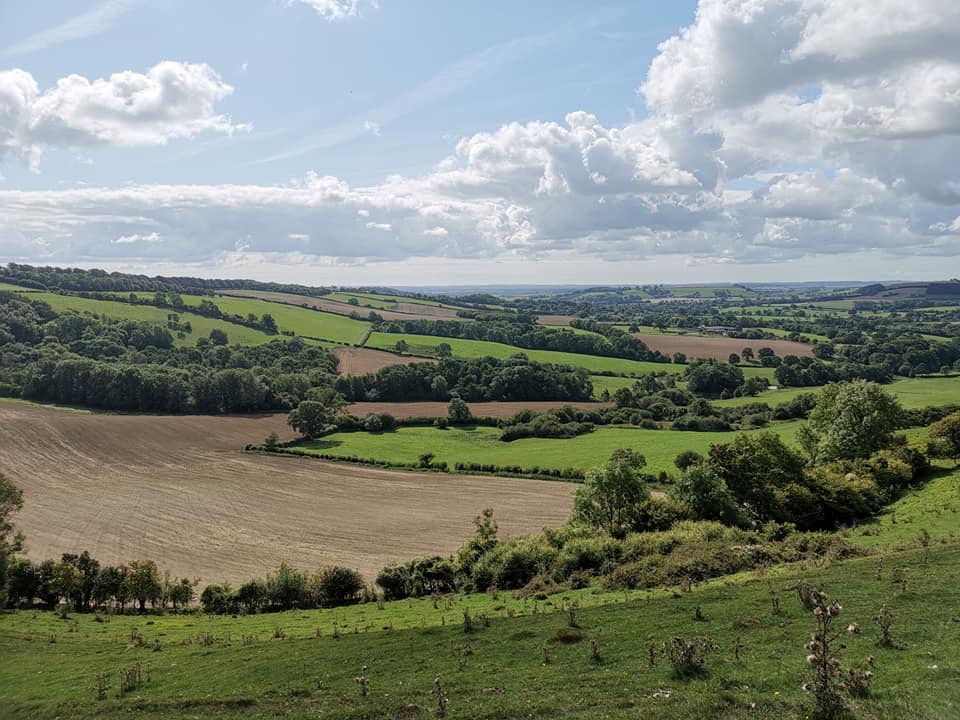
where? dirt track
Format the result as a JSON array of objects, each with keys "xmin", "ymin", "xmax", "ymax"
[
  {"xmin": 347, "ymin": 401, "xmax": 612, "ymax": 418},
  {"xmin": 0, "ymin": 404, "xmax": 573, "ymax": 585},
  {"xmin": 635, "ymin": 333, "xmax": 814, "ymax": 360},
  {"xmin": 334, "ymin": 347, "xmax": 436, "ymax": 375}
]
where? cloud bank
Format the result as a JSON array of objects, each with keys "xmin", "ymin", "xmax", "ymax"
[{"xmin": 2, "ymin": 0, "xmax": 960, "ymax": 275}]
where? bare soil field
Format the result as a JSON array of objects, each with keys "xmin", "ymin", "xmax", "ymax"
[
  {"xmin": 334, "ymin": 347, "xmax": 436, "ymax": 375},
  {"xmin": 536, "ymin": 315, "xmax": 577, "ymax": 326},
  {"xmin": 347, "ymin": 400, "xmax": 612, "ymax": 418},
  {"xmin": 0, "ymin": 403, "xmax": 572, "ymax": 585},
  {"xmin": 218, "ymin": 290, "xmax": 462, "ymax": 322},
  {"xmin": 393, "ymin": 302, "xmax": 461, "ymax": 318},
  {"xmin": 635, "ymin": 333, "xmax": 814, "ymax": 360}
]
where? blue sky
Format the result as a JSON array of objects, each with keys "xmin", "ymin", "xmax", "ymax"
[
  {"xmin": 1, "ymin": 0, "xmax": 959, "ymax": 285},
  {"xmin": 2, "ymin": 1, "xmax": 694, "ymax": 189}
]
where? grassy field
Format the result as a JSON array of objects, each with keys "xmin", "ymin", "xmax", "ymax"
[
  {"xmin": 712, "ymin": 376, "xmax": 960, "ymax": 410},
  {"xmin": 289, "ymin": 422, "xmax": 802, "ymax": 476},
  {"xmin": 367, "ymin": 332, "xmax": 777, "ymax": 380},
  {"xmin": 1, "ymin": 533, "xmax": 957, "ymax": 718},
  {"xmin": 187, "ymin": 294, "xmax": 370, "ymax": 345},
  {"xmin": 25, "ymin": 293, "xmax": 277, "ymax": 347}
]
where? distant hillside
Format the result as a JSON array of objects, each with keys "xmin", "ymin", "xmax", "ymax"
[{"xmin": 841, "ymin": 280, "xmax": 960, "ymax": 301}]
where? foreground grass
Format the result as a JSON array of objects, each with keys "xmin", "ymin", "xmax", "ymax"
[
  {"xmin": 288, "ymin": 422, "xmax": 802, "ymax": 476},
  {"xmin": 2, "ymin": 542, "xmax": 957, "ymax": 719}
]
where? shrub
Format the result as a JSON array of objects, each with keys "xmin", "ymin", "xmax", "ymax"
[
  {"xmin": 312, "ymin": 566, "xmax": 364, "ymax": 607},
  {"xmin": 666, "ymin": 636, "xmax": 717, "ymax": 677}
]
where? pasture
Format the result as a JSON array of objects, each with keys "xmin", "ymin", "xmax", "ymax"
[
  {"xmin": 366, "ymin": 331, "xmax": 693, "ymax": 376},
  {"xmin": 2, "ymin": 539, "xmax": 955, "ymax": 719},
  {"xmin": 217, "ymin": 289, "xmax": 455, "ymax": 322},
  {"xmin": 183, "ymin": 294, "xmax": 370, "ymax": 345},
  {"xmin": 292, "ymin": 421, "xmax": 803, "ymax": 477},
  {"xmin": 346, "ymin": 400, "xmax": 612, "ymax": 419},
  {"xmin": 24, "ymin": 293, "xmax": 276, "ymax": 347},
  {"xmin": 0, "ymin": 403, "xmax": 572, "ymax": 586}
]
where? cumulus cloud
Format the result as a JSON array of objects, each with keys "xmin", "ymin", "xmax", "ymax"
[
  {"xmin": 4, "ymin": 0, "xmax": 960, "ymax": 273},
  {"xmin": 0, "ymin": 62, "xmax": 246, "ymax": 168},
  {"xmin": 112, "ymin": 231, "xmax": 161, "ymax": 244},
  {"xmin": 291, "ymin": 0, "xmax": 378, "ymax": 22}
]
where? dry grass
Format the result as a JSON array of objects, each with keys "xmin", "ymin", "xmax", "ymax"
[
  {"xmin": 0, "ymin": 404, "xmax": 572, "ymax": 585},
  {"xmin": 346, "ymin": 400, "xmax": 612, "ymax": 419},
  {"xmin": 334, "ymin": 347, "xmax": 436, "ymax": 375}
]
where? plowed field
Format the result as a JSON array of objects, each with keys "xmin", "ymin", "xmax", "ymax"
[
  {"xmin": 635, "ymin": 333, "xmax": 814, "ymax": 360},
  {"xmin": 0, "ymin": 404, "xmax": 572, "ymax": 585},
  {"xmin": 334, "ymin": 347, "xmax": 436, "ymax": 375}
]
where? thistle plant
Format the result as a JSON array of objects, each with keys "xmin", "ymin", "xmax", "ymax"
[{"xmin": 802, "ymin": 590, "xmax": 874, "ymax": 719}]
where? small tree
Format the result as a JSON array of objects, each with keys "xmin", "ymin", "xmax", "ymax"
[
  {"xmin": 0, "ymin": 473, "xmax": 24, "ymax": 608},
  {"xmin": 728, "ymin": 353, "xmax": 740, "ymax": 365},
  {"xmin": 741, "ymin": 347, "xmax": 754, "ymax": 362},
  {"xmin": 799, "ymin": 380, "xmax": 903, "ymax": 463},
  {"xmin": 572, "ymin": 450, "xmax": 650, "ymax": 538},
  {"xmin": 209, "ymin": 328, "xmax": 229, "ymax": 346},
  {"xmin": 447, "ymin": 398, "xmax": 472, "ymax": 424},
  {"xmin": 288, "ymin": 391, "xmax": 347, "ymax": 439},
  {"xmin": 927, "ymin": 411, "xmax": 960, "ymax": 465},
  {"xmin": 123, "ymin": 561, "xmax": 162, "ymax": 612}
]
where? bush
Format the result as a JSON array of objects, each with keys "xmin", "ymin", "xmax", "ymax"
[{"xmin": 312, "ymin": 566, "xmax": 364, "ymax": 607}]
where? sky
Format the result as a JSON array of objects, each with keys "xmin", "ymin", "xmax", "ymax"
[{"xmin": 1, "ymin": 0, "xmax": 960, "ymax": 286}]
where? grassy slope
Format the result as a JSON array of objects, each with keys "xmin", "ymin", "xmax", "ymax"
[
  {"xmin": 191, "ymin": 295, "xmax": 370, "ymax": 345},
  {"xmin": 367, "ymin": 332, "xmax": 777, "ymax": 380},
  {"xmin": 26, "ymin": 293, "xmax": 276, "ymax": 348},
  {"xmin": 713, "ymin": 376, "xmax": 960, "ymax": 410},
  {"xmin": 290, "ymin": 422, "xmax": 802, "ymax": 476},
  {"xmin": 2, "ymin": 535, "xmax": 957, "ymax": 718}
]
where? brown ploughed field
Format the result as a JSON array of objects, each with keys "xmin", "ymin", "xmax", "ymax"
[
  {"xmin": 536, "ymin": 315, "xmax": 577, "ymax": 326},
  {"xmin": 347, "ymin": 400, "xmax": 612, "ymax": 418},
  {"xmin": 0, "ymin": 403, "xmax": 572, "ymax": 585},
  {"xmin": 635, "ymin": 333, "xmax": 814, "ymax": 360},
  {"xmin": 334, "ymin": 347, "xmax": 436, "ymax": 375}
]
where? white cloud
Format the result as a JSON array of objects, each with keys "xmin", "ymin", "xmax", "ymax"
[
  {"xmin": 4, "ymin": 0, "xmax": 960, "ymax": 276},
  {"xmin": 0, "ymin": 62, "xmax": 247, "ymax": 168},
  {"xmin": 111, "ymin": 231, "xmax": 161, "ymax": 244},
  {"xmin": 290, "ymin": 0, "xmax": 378, "ymax": 22},
  {"xmin": 5, "ymin": 0, "xmax": 137, "ymax": 56},
  {"xmin": 363, "ymin": 120, "xmax": 381, "ymax": 136}
]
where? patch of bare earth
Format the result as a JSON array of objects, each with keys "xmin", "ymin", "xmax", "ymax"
[
  {"xmin": 635, "ymin": 333, "xmax": 814, "ymax": 360},
  {"xmin": 536, "ymin": 315, "xmax": 577, "ymax": 326},
  {"xmin": 0, "ymin": 404, "xmax": 572, "ymax": 586},
  {"xmin": 347, "ymin": 401, "xmax": 612, "ymax": 419},
  {"xmin": 334, "ymin": 347, "xmax": 436, "ymax": 375}
]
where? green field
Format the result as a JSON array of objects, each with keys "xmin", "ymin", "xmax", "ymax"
[
  {"xmin": 366, "ymin": 332, "xmax": 693, "ymax": 375},
  {"xmin": 589, "ymin": 375, "xmax": 638, "ymax": 397},
  {"xmin": 26, "ymin": 293, "xmax": 277, "ymax": 347},
  {"xmin": 195, "ymin": 295, "xmax": 369, "ymax": 344},
  {"xmin": 712, "ymin": 376, "xmax": 960, "ymax": 410},
  {"xmin": 290, "ymin": 422, "xmax": 803, "ymax": 477},
  {"xmin": 2, "ymin": 518, "xmax": 957, "ymax": 719},
  {"xmin": 0, "ymin": 281, "xmax": 41, "ymax": 292}
]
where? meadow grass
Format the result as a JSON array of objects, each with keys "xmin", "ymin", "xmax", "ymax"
[
  {"xmin": 25, "ymin": 293, "xmax": 277, "ymax": 347},
  {"xmin": 290, "ymin": 421, "xmax": 803, "ymax": 476},
  {"xmin": 366, "ymin": 332, "xmax": 780, "ymax": 380},
  {"xmin": 1, "ymin": 538, "xmax": 957, "ymax": 719}
]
